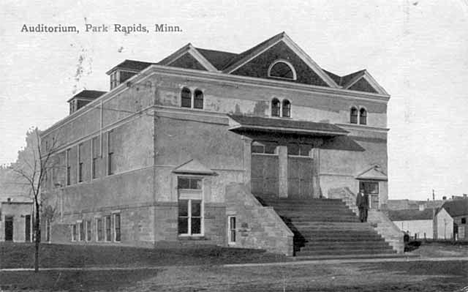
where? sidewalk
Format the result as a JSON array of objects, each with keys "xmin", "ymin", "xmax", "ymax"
[{"xmin": 1, "ymin": 256, "xmax": 467, "ymax": 272}]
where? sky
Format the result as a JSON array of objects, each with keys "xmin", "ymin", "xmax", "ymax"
[{"xmin": 0, "ymin": 0, "xmax": 467, "ymax": 201}]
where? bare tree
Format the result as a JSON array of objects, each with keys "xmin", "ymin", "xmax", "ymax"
[{"xmin": 7, "ymin": 127, "xmax": 59, "ymax": 272}]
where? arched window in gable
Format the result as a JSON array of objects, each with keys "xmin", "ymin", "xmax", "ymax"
[
  {"xmin": 268, "ymin": 60, "xmax": 296, "ymax": 80},
  {"xmin": 194, "ymin": 89, "xmax": 204, "ymax": 109},
  {"xmin": 271, "ymin": 98, "xmax": 280, "ymax": 117},
  {"xmin": 282, "ymin": 99, "xmax": 291, "ymax": 118},
  {"xmin": 359, "ymin": 108, "xmax": 367, "ymax": 125},
  {"xmin": 350, "ymin": 107, "xmax": 358, "ymax": 124},
  {"xmin": 181, "ymin": 87, "xmax": 192, "ymax": 108}
]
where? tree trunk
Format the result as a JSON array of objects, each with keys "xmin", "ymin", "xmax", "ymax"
[{"xmin": 34, "ymin": 198, "xmax": 41, "ymax": 273}]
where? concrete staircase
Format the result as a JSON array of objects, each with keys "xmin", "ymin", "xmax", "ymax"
[{"xmin": 258, "ymin": 197, "xmax": 397, "ymax": 257}]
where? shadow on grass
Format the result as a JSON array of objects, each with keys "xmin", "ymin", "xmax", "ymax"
[{"xmin": 0, "ymin": 270, "xmax": 159, "ymax": 292}]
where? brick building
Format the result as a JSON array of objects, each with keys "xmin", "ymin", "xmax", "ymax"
[{"xmin": 41, "ymin": 33, "xmax": 402, "ymax": 255}]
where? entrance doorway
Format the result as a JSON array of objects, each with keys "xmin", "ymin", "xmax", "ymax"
[
  {"xmin": 5, "ymin": 216, "xmax": 14, "ymax": 241},
  {"xmin": 359, "ymin": 181, "xmax": 379, "ymax": 209}
]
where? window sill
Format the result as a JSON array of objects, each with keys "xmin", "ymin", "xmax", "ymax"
[{"xmin": 178, "ymin": 235, "xmax": 207, "ymax": 241}]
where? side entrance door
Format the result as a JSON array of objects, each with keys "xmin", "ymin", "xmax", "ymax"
[{"xmin": 5, "ymin": 216, "xmax": 14, "ymax": 241}]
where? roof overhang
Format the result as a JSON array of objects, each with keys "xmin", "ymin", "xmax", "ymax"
[{"xmin": 228, "ymin": 115, "xmax": 348, "ymax": 137}]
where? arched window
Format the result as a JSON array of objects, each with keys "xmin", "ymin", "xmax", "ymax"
[
  {"xmin": 359, "ymin": 108, "xmax": 367, "ymax": 125},
  {"xmin": 181, "ymin": 87, "xmax": 192, "ymax": 108},
  {"xmin": 350, "ymin": 107, "xmax": 358, "ymax": 124},
  {"xmin": 271, "ymin": 98, "xmax": 280, "ymax": 117},
  {"xmin": 268, "ymin": 61, "xmax": 296, "ymax": 80},
  {"xmin": 194, "ymin": 89, "xmax": 204, "ymax": 109},
  {"xmin": 282, "ymin": 99, "xmax": 291, "ymax": 118}
]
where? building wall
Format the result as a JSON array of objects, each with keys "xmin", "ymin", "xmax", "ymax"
[
  {"xmin": 393, "ymin": 219, "xmax": 433, "ymax": 239},
  {"xmin": 0, "ymin": 202, "xmax": 33, "ymax": 242},
  {"xmin": 436, "ymin": 209, "xmax": 454, "ymax": 239},
  {"xmin": 40, "ymin": 66, "xmax": 388, "ymax": 248},
  {"xmin": 453, "ymin": 215, "xmax": 468, "ymax": 240},
  {"xmin": 41, "ymin": 81, "xmax": 156, "ymax": 245}
]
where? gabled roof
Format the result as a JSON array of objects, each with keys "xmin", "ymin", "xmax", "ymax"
[
  {"xmin": 222, "ymin": 32, "xmax": 339, "ymax": 88},
  {"xmin": 106, "ymin": 60, "xmax": 154, "ymax": 74},
  {"xmin": 388, "ymin": 209, "xmax": 434, "ymax": 221},
  {"xmin": 195, "ymin": 48, "xmax": 238, "ymax": 70},
  {"xmin": 221, "ymin": 32, "xmax": 286, "ymax": 72},
  {"xmin": 356, "ymin": 165, "xmax": 388, "ymax": 181},
  {"xmin": 67, "ymin": 90, "xmax": 107, "ymax": 102},
  {"xmin": 228, "ymin": 114, "xmax": 348, "ymax": 137},
  {"xmin": 172, "ymin": 159, "xmax": 216, "ymax": 175},
  {"xmin": 439, "ymin": 199, "xmax": 468, "ymax": 217},
  {"xmin": 158, "ymin": 43, "xmax": 218, "ymax": 72}
]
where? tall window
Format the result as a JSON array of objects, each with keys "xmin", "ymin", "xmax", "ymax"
[
  {"xmin": 268, "ymin": 61, "xmax": 296, "ymax": 80},
  {"xmin": 66, "ymin": 149, "xmax": 71, "ymax": 185},
  {"xmin": 350, "ymin": 107, "xmax": 358, "ymax": 124},
  {"xmin": 282, "ymin": 99, "xmax": 291, "ymax": 118},
  {"xmin": 178, "ymin": 177, "xmax": 203, "ymax": 236},
  {"xmin": 71, "ymin": 224, "xmax": 77, "ymax": 241},
  {"xmin": 78, "ymin": 143, "xmax": 83, "ymax": 183},
  {"xmin": 105, "ymin": 215, "xmax": 112, "ymax": 242},
  {"xmin": 107, "ymin": 130, "xmax": 114, "ymax": 175},
  {"xmin": 271, "ymin": 98, "xmax": 280, "ymax": 117},
  {"xmin": 96, "ymin": 218, "xmax": 104, "ymax": 242},
  {"xmin": 181, "ymin": 87, "xmax": 192, "ymax": 108},
  {"xmin": 194, "ymin": 89, "xmax": 204, "ymax": 109},
  {"xmin": 359, "ymin": 108, "xmax": 367, "ymax": 125},
  {"xmin": 228, "ymin": 216, "xmax": 237, "ymax": 244},
  {"xmin": 86, "ymin": 220, "xmax": 92, "ymax": 242},
  {"xmin": 114, "ymin": 213, "xmax": 121, "ymax": 242},
  {"xmin": 92, "ymin": 136, "xmax": 98, "ymax": 179},
  {"xmin": 79, "ymin": 221, "xmax": 85, "ymax": 241}
]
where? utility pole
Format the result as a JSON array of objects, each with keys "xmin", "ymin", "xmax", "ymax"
[{"xmin": 432, "ymin": 189, "xmax": 436, "ymax": 240}]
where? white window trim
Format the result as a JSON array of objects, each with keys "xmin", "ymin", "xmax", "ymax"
[
  {"xmin": 267, "ymin": 59, "xmax": 297, "ymax": 81},
  {"xmin": 71, "ymin": 224, "xmax": 77, "ymax": 242},
  {"xmin": 178, "ymin": 176, "xmax": 205, "ymax": 237},
  {"xmin": 180, "ymin": 87, "xmax": 205, "ymax": 110},
  {"xmin": 112, "ymin": 211, "xmax": 121, "ymax": 242},
  {"xmin": 104, "ymin": 215, "xmax": 112, "ymax": 242},
  {"xmin": 228, "ymin": 216, "xmax": 237, "ymax": 245},
  {"xmin": 95, "ymin": 217, "xmax": 103, "ymax": 242}
]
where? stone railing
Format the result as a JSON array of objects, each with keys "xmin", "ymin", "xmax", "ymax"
[
  {"xmin": 328, "ymin": 187, "xmax": 359, "ymax": 215},
  {"xmin": 225, "ymin": 183, "xmax": 294, "ymax": 256},
  {"xmin": 328, "ymin": 187, "xmax": 404, "ymax": 254}
]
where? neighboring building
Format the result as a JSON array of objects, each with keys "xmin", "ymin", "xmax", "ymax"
[
  {"xmin": 388, "ymin": 199, "xmax": 445, "ymax": 211},
  {"xmin": 389, "ymin": 209, "xmax": 434, "ymax": 239},
  {"xmin": 436, "ymin": 199, "xmax": 468, "ymax": 240},
  {"xmin": 40, "ymin": 32, "xmax": 394, "ymax": 255},
  {"xmin": 389, "ymin": 198, "xmax": 468, "ymax": 241},
  {"xmin": 0, "ymin": 198, "xmax": 33, "ymax": 242}
]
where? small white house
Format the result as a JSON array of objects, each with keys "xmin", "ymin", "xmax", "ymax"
[{"xmin": 389, "ymin": 209, "xmax": 434, "ymax": 239}]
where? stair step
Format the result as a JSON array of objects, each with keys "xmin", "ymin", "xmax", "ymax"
[
  {"xmin": 261, "ymin": 197, "xmax": 396, "ymax": 257},
  {"xmin": 296, "ymin": 249, "xmax": 397, "ymax": 256}
]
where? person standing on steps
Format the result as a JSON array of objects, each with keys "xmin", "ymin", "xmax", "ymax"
[{"xmin": 356, "ymin": 190, "xmax": 369, "ymax": 222}]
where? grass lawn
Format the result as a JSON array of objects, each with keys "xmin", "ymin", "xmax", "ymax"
[
  {"xmin": 0, "ymin": 242, "xmax": 289, "ymax": 269},
  {"xmin": 0, "ymin": 242, "xmax": 467, "ymax": 291}
]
